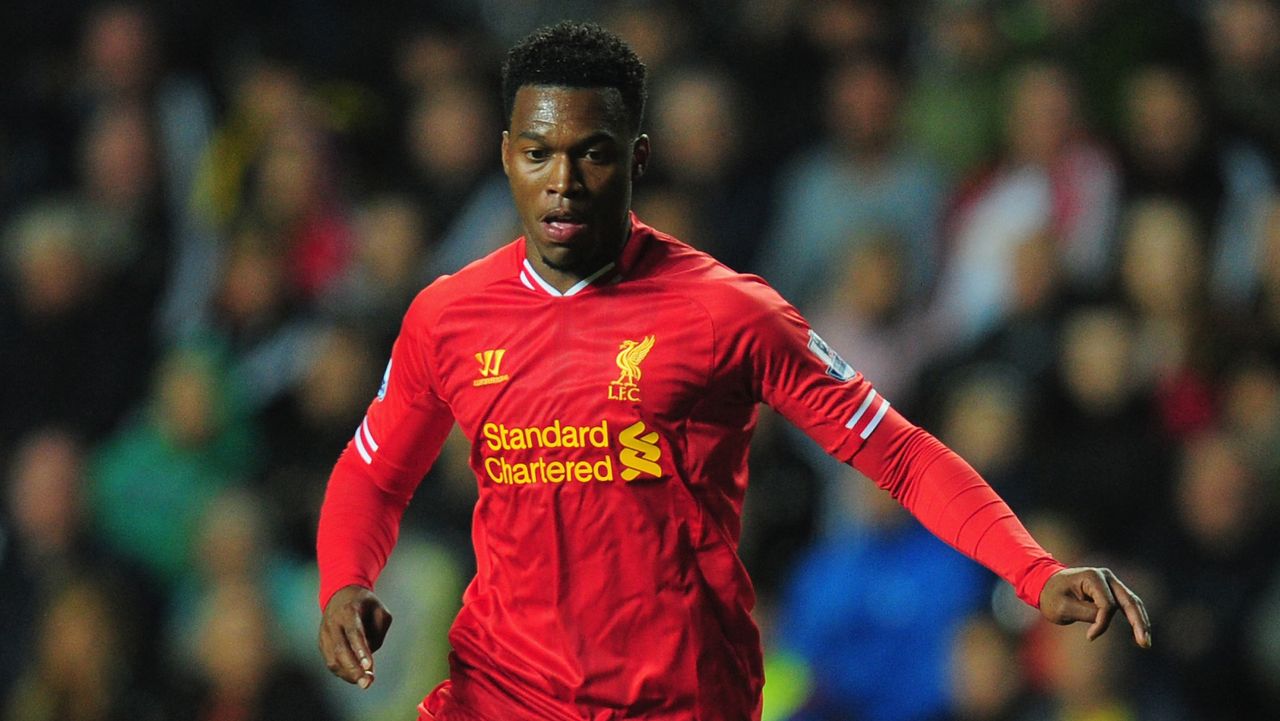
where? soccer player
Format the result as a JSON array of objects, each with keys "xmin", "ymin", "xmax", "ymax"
[{"xmin": 316, "ymin": 21, "xmax": 1151, "ymax": 721}]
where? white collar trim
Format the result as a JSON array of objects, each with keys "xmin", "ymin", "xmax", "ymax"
[{"xmin": 521, "ymin": 258, "xmax": 616, "ymax": 297}]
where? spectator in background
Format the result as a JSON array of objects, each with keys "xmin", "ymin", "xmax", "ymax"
[
  {"xmin": 1205, "ymin": 0, "xmax": 1280, "ymax": 163},
  {"xmin": 0, "ymin": 202, "xmax": 149, "ymax": 447},
  {"xmin": 395, "ymin": 24, "xmax": 490, "ymax": 99},
  {"xmin": 0, "ymin": 430, "xmax": 158, "ymax": 708},
  {"xmin": 942, "ymin": 615, "xmax": 1038, "ymax": 721},
  {"xmin": 166, "ymin": 488, "xmax": 319, "ymax": 673},
  {"xmin": 1030, "ymin": 305, "xmax": 1172, "ymax": 555},
  {"xmin": 202, "ymin": 221, "xmax": 331, "ymax": 413},
  {"xmin": 1218, "ymin": 357, "xmax": 1280, "ymax": 482},
  {"xmin": 1020, "ymin": 623, "xmax": 1152, "ymax": 721},
  {"xmin": 76, "ymin": 103, "xmax": 169, "ymax": 324},
  {"xmin": 760, "ymin": 53, "xmax": 943, "ymax": 311},
  {"xmin": 933, "ymin": 61, "xmax": 1118, "ymax": 343},
  {"xmin": 786, "ymin": 235, "xmax": 949, "ymax": 535},
  {"xmin": 73, "ymin": 3, "xmax": 220, "ymax": 346},
  {"xmin": 999, "ymin": 0, "xmax": 1200, "ymax": 132},
  {"xmin": 248, "ymin": 108, "xmax": 353, "ymax": 301},
  {"xmin": 808, "ymin": 235, "xmax": 942, "ymax": 404},
  {"xmin": 603, "ymin": 2, "xmax": 694, "ymax": 81},
  {"xmin": 1116, "ymin": 65, "xmax": 1275, "ymax": 308},
  {"xmin": 912, "ymin": 228, "xmax": 1067, "ymax": 429},
  {"xmin": 193, "ymin": 58, "xmax": 311, "ymax": 230},
  {"xmin": 903, "ymin": 0, "xmax": 1008, "ymax": 181},
  {"xmin": 1116, "ymin": 199, "xmax": 1221, "ymax": 441},
  {"xmin": 403, "ymin": 80, "xmax": 518, "ymax": 277},
  {"xmin": 639, "ymin": 65, "xmax": 771, "ymax": 271},
  {"xmin": 257, "ymin": 326, "xmax": 383, "ymax": 556},
  {"xmin": 89, "ymin": 345, "xmax": 258, "ymax": 589},
  {"xmin": 321, "ymin": 195, "xmax": 432, "ymax": 346},
  {"xmin": 1140, "ymin": 432, "xmax": 1278, "ymax": 720},
  {"xmin": 2, "ymin": 576, "xmax": 165, "ymax": 721},
  {"xmin": 1239, "ymin": 195, "xmax": 1280, "ymax": 351},
  {"xmin": 170, "ymin": 581, "xmax": 337, "ymax": 721},
  {"xmin": 933, "ymin": 367, "xmax": 1037, "ymax": 514},
  {"xmin": 779, "ymin": 465, "xmax": 988, "ymax": 721}
]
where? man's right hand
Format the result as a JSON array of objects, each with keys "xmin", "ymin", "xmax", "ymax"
[{"xmin": 319, "ymin": 585, "xmax": 393, "ymax": 688}]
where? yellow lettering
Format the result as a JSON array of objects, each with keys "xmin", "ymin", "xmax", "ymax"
[
  {"xmin": 527, "ymin": 424, "xmax": 545, "ymax": 449},
  {"xmin": 483, "ymin": 423, "xmax": 502, "ymax": 451},
  {"xmin": 565, "ymin": 422, "xmax": 579, "ymax": 447},
  {"xmin": 483, "ymin": 456, "xmax": 504, "ymax": 483},
  {"xmin": 573, "ymin": 461, "xmax": 593, "ymax": 482},
  {"xmin": 594, "ymin": 456, "xmax": 614, "ymax": 481},
  {"xmin": 543, "ymin": 420, "xmax": 561, "ymax": 448},
  {"xmin": 509, "ymin": 428, "xmax": 527, "ymax": 450},
  {"xmin": 546, "ymin": 461, "xmax": 565, "ymax": 483},
  {"xmin": 589, "ymin": 421, "xmax": 608, "ymax": 448}
]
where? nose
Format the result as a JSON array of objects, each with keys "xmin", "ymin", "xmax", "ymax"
[{"xmin": 546, "ymin": 154, "xmax": 582, "ymax": 197}]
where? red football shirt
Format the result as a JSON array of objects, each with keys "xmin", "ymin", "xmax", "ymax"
[{"xmin": 317, "ymin": 216, "xmax": 1063, "ymax": 721}]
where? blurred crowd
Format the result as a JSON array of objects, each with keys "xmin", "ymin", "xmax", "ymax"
[{"xmin": 2, "ymin": 1, "xmax": 1279, "ymax": 720}]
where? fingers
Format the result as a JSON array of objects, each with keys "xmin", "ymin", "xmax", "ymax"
[
  {"xmin": 344, "ymin": 612, "xmax": 377, "ymax": 688},
  {"xmin": 1103, "ymin": 569, "xmax": 1153, "ymax": 648},
  {"xmin": 321, "ymin": 619, "xmax": 371, "ymax": 686},
  {"xmin": 1076, "ymin": 569, "xmax": 1118, "ymax": 641},
  {"xmin": 319, "ymin": 588, "xmax": 387, "ymax": 688},
  {"xmin": 1043, "ymin": 567, "xmax": 1153, "ymax": 649}
]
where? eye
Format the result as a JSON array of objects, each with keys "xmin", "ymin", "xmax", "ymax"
[
  {"xmin": 523, "ymin": 148, "xmax": 549, "ymax": 162},
  {"xmin": 583, "ymin": 147, "xmax": 614, "ymax": 163}
]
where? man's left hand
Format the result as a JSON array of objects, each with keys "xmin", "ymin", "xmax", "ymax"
[{"xmin": 1039, "ymin": 567, "xmax": 1152, "ymax": 648}]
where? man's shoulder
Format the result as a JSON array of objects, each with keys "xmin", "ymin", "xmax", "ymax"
[
  {"xmin": 639, "ymin": 228, "xmax": 792, "ymax": 320},
  {"xmin": 406, "ymin": 239, "xmax": 523, "ymax": 322}
]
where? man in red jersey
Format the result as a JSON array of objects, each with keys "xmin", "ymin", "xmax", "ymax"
[{"xmin": 317, "ymin": 21, "xmax": 1151, "ymax": 721}]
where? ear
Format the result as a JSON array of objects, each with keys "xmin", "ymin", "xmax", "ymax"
[
  {"xmin": 501, "ymin": 130, "xmax": 511, "ymax": 177},
  {"xmin": 632, "ymin": 134, "xmax": 651, "ymax": 180}
]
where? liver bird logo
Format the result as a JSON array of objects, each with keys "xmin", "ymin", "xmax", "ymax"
[{"xmin": 613, "ymin": 335, "xmax": 656, "ymax": 387}]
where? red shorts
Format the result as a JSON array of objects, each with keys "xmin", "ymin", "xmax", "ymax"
[{"xmin": 418, "ymin": 680, "xmax": 491, "ymax": 721}]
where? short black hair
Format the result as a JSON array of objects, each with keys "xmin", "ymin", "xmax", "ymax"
[{"xmin": 502, "ymin": 21, "xmax": 647, "ymax": 135}]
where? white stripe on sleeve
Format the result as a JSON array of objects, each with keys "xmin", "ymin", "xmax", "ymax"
[
  {"xmin": 845, "ymin": 390, "xmax": 878, "ymax": 429},
  {"xmin": 354, "ymin": 428, "xmax": 373, "ymax": 464},
  {"xmin": 861, "ymin": 398, "xmax": 890, "ymax": 439},
  {"xmin": 361, "ymin": 418, "xmax": 379, "ymax": 452}
]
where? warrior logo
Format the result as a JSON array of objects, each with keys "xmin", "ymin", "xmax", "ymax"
[
  {"xmin": 474, "ymin": 349, "xmax": 510, "ymax": 387},
  {"xmin": 608, "ymin": 335, "xmax": 655, "ymax": 402}
]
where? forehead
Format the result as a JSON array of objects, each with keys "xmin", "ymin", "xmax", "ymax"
[{"xmin": 509, "ymin": 85, "xmax": 630, "ymax": 139}]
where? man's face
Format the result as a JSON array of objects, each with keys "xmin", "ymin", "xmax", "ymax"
[{"xmin": 502, "ymin": 85, "xmax": 648, "ymax": 284}]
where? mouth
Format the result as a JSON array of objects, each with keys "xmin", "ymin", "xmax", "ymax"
[{"xmin": 540, "ymin": 208, "xmax": 588, "ymax": 243}]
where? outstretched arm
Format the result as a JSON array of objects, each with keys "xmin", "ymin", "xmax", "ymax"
[
  {"xmin": 847, "ymin": 404, "xmax": 1151, "ymax": 646},
  {"xmin": 734, "ymin": 280, "xmax": 1150, "ymax": 646},
  {"xmin": 316, "ymin": 294, "xmax": 456, "ymax": 687}
]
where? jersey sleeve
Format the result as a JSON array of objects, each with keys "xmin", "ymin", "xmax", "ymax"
[
  {"xmin": 729, "ymin": 279, "xmax": 1063, "ymax": 608},
  {"xmin": 316, "ymin": 291, "xmax": 455, "ymax": 609}
]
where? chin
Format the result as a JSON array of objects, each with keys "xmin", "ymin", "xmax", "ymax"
[{"xmin": 540, "ymin": 249, "xmax": 581, "ymax": 272}]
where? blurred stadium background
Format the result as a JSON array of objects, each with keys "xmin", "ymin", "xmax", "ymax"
[{"xmin": 2, "ymin": 1, "xmax": 1279, "ymax": 720}]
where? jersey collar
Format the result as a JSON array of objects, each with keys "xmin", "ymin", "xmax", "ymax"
[{"xmin": 518, "ymin": 212, "xmax": 652, "ymax": 297}]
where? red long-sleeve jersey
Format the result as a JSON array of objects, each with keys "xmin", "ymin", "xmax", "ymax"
[{"xmin": 317, "ymin": 216, "xmax": 1064, "ymax": 721}]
